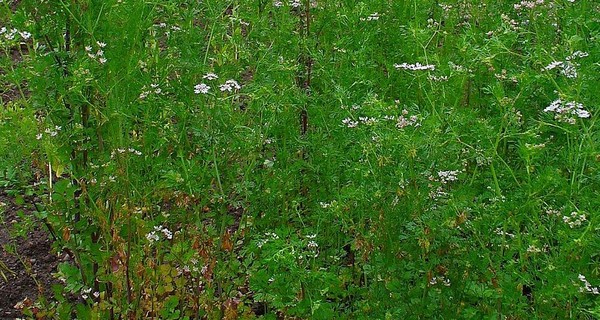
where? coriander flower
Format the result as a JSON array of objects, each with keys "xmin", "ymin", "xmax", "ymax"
[
  {"xmin": 146, "ymin": 231, "xmax": 159, "ymax": 243},
  {"xmin": 543, "ymin": 61, "xmax": 563, "ymax": 71},
  {"xmin": 19, "ymin": 31, "xmax": 31, "ymax": 40},
  {"xmin": 146, "ymin": 225, "xmax": 173, "ymax": 243},
  {"xmin": 544, "ymin": 99, "xmax": 590, "ymax": 124},
  {"xmin": 219, "ymin": 79, "xmax": 241, "ymax": 92},
  {"xmin": 543, "ymin": 51, "xmax": 587, "ymax": 79},
  {"xmin": 394, "ymin": 62, "xmax": 435, "ymax": 71},
  {"xmin": 361, "ymin": 13, "xmax": 380, "ymax": 21},
  {"xmin": 437, "ymin": 170, "xmax": 460, "ymax": 183},
  {"xmin": 342, "ymin": 117, "xmax": 358, "ymax": 128},
  {"xmin": 203, "ymin": 73, "xmax": 219, "ymax": 80},
  {"xmin": 194, "ymin": 83, "xmax": 210, "ymax": 94},
  {"xmin": 578, "ymin": 274, "xmax": 600, "ymax": 294}
]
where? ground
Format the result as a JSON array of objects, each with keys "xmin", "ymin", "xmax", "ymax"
[{"xmin": 0, "ymin": 189, "xmax": 60, "ymax": 318}]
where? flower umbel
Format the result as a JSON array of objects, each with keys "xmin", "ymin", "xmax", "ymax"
[
  {"xmin": 219, "ymin": 79, "xmax": 241, "ymax": 92},
  {"xmin": 543, "ymin": 99, "xmax": 590, "ymax": 124},
  {"xmin": 394, "ymin": 62, "xmax": 435, "ymax": 71},
  {"xmin": 194, "ymin": 83, "xmax": 211, "ymax": 94}
]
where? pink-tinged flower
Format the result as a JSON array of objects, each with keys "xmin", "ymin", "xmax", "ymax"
[
  {"xmin": 194, "ymin": 83, "xmax": 210, "ymax": 94},
  {"xmin": 544, "ymin": 99, "xmax": 590, "ymax": 123},
  {"xmin": 219, "ymin": 79, "xmax": 241, "ymax": 92}
]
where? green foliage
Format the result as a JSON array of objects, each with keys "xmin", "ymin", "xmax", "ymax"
[{"xmin": 1, "ymin": 0, "xmax": 600, "ymax": 318}]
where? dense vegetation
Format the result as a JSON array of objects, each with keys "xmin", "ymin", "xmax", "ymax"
[{"xmin": 1, "ymin": 0, "xmax": 599, "ymax": 318}]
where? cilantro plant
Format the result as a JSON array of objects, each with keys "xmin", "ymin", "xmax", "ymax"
[{"xmin": 1, "ymin": 0, "xmax": 599, "ymax": 318}]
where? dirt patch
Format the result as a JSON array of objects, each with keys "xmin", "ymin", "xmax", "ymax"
[
  {"xmin": 0, "ymin": 190, "xmax": 61, "ymax": 318},
  {"xmin": 0, "ymin": 44, "xmax": 30, "ymax": 105}
]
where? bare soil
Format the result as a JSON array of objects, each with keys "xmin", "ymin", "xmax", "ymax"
[{"xmin": 0, "ymin": 190, "xmax": 60, "ymax": 318}]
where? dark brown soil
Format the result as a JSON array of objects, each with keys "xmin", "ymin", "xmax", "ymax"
[
  {"xmin": 0, "ymin": 189, "xmax": 60, "ymax": 318},
  {"xmin": 0, "ymin": 44, "xmax": 29, "ymax": 105}
]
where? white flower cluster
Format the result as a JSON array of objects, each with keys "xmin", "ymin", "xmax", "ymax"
[
  {"xmin": 428, "ymin": 170, "xmax": 461, "ymax": 200},
  {"xmin": 542, "ymin": 61, "xmax": 563, "ymax": 71},
  {"xmin": 342, "ymin": 110, "xmax": 421, "ymax": 129},
  {"xmin": 561, "ymin": 62, "xmax": 578, "ymax": 79},
  {"xmin": 319, "ymin": 200, "xmax": 337, "ymax": 208},
  {"xmin": 545, "ymin": 208, "xmax": 561, "ymax": 216},
  {"xmin": 0, "ymin": 27, "xmax": 31, "ymax": 41},
  {"xmin": 578, "ymin": 274, "xmax": 599, "ymax": 295},
  {"xmin": 341, "ymin": 104, "xmax": 361, "ymax": 111},
  {"xmin": 203, "ymin": 72, "xmax": 219, "ymax": 80},
  {"xmin": 263, "ymin": 158, "xmax": 275, "ymax": 168},
  {"xmin": 429, "ymin": 186, "xmax": 448, "ymax": 199},
  {"xmin": 494, "ymin": 228, "xmax": 515, "ymax": 238},
  {"xmin": 219, "ymin": 79, "xmax": 241, "ymax": 92},
  {"xmin": 139, "ymin": 83, "xmax": 163, "ymax": 99},
  {"xmin": 542, "ymin": 51, "xmax": 588, "ymax": 79},
  {"xmin": 342, "ymin": 116, "xmax": 381, "ymax": 128},
  {"xmin": 394, "ymin": 62, "xmax": 435, "ymax": 71},
  {"xmin": 430, "ymin": 276, "xmax": 451, "ymax": 287},
  {"xmin": 359, "ymin": 116, "xmax": 379, "ymax": 125},
  {"xmin": 543, "ymin": 99, "xmax": 590, "ymax": 124},
  {"xmin": 396, "ymin": 109, "xmax": 421, "ymax": 129},
  {"xmin": 85, "ymin": 41, "xmax": 107, "ymax": 64},
  {"xmin": 194, "ymin": 83, "xmax": 210, "ymax": 94},
  {"xmin": 306, "ymin": 239, "xmax": 319, "ymax": 257},
  {"xmin": 428, "ymin": 74, "xmax": 449, "ymax": 82},
  {"xmin": 448, "ymin": 62, "xmax": 471, "ymax": 73},
  {"xmin": 146, "ymin": 225, "xmax": 173, "ymax": 243},
  {"xmin": 437, "ymin": 170, "xmax": 460, "ymax": 184},
  {"xmin": 360, "ymin": 13, "xmax": 380, "ymax": 21},
  {"xmin": 194, "ymin": 74, "xmax": 240, "ymax": 94},
  {"xmin": 194, "ymin": 72, "xmax": 218, "ymax": 94},
  {"xmin": 526, "ymin": 245, "xmax": 543, "ymax": 253},
  {"xmin": 156, "ymin": 22, "xmax": 180, "ymax": 30},
  {"xmin": 179, "ymin": 257, "xmax": 202, "ymax": 275},
  {"xmin": 155, "ymin": 22, "xmax": 181, "ymax": 37},
  {"xmin": 566, "ymin": 51, "xmax": 589, "ymax": 60},
  {"xmin": 36, "ymin": 125, "xmax": 62, "ymax": 140},
  {"xmin": 514, "ymin": 0, "xmax": 544, "ymax": 11},
  {"xmin": 257, "ymin": 232, "xmax": 279, "ymax": 248},
  {"xmin": 273, "ymin": 0, "xmax": 317, "ymax": 8},
  {"xmin": 342, "ymin": 117, "xmax": 358, "ymax": 128},
  {"xmin": 562, "ymin": 211, "xmax": 586, "ymax": 228},
  {"xmin": 80, "ymin": 287, "xmax": 100, "ymax": 300},
  {"xmin": 439, "ymin": 3, "xmax": 453, "ymax": 11},
  {"xmin": 110, "ymin": 147, "xmax": 142, "ymax": 158}
]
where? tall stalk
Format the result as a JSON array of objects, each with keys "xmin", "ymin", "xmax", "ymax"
[{"xmin": 294, "ymin": 0, "xmax": 313, "ymax": 216}]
